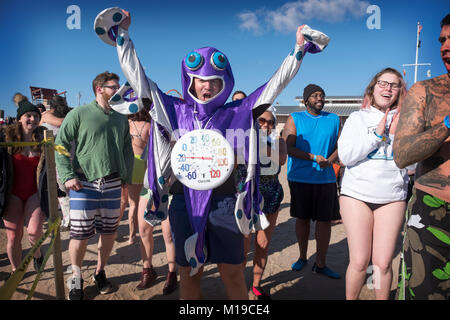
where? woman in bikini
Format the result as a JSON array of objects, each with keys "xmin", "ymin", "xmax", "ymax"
[
  {"xmin": 2, "ymin": 95, "xmax": 45, "ymax": 274},
  {"xmin": 119, "ymin": 103, "xmax": 151, "ymax": 245}
]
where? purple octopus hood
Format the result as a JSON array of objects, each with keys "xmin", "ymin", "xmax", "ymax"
[{"xmin": 181, "ymin": 47, "xmax": 234, "ymax": 118}]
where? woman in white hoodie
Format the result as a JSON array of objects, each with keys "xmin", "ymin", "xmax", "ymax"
[{"xmin": 337, "ymin": 68, "xmax": 409, "ymax": 300}]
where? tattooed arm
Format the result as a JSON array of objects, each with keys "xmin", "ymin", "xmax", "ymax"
[
  {"xmin": 393, "ymin": 79, "xmax": 450, "ymax": 169},
  {"xmin": 393, "ymin": 74, "xmax": 450, "ymax": 201}
]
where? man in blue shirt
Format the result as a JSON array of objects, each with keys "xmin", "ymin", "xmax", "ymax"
[{"xmin": 282, "ymin": 84, "xmax": 341, "ymax": 279}]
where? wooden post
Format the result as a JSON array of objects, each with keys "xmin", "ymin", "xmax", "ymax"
[{"xmin": 43, "ymin": 130, "xmax": 65, "ymax": 299}]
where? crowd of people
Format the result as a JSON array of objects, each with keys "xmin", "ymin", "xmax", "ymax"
[{"xmin": 0, "ymin": 12, "xmax": 448, "ymax": 301}]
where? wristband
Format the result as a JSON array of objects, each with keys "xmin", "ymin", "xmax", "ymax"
[
  {"xmin": 444, "ymin": 115, "xmax": 450, "ymax": 129},
  {"xmin": 313, "ymin": 154, "xmax": 317, "ymax": 162},
  {"xmin": 374, "ymin": 131, "xmax": 383, "ymax": 139}
]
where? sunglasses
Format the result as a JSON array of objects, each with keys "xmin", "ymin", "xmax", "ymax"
[
  {"xmin": 102, "ymin": 85, "xmax": 120, "ymax": 90},
  {"xmin": 258, "ymin": 118, "xmax": 275, "ymax": 127}
]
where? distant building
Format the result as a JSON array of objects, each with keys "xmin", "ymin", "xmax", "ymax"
[
  {"xmin": 30, "ymin": 86, "xmax": 67, "ymax": 108},
  {"xmin": 274, "ymin": 96, "xmax": 363, "ymax": 132}
]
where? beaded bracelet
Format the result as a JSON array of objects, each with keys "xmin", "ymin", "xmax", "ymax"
[
  {"xmin": 374, "ymin": 131, "xmax": 383, "ymax": 139},
  {"xmin": 313, "ymin": 154, "xmax": 317, "ymax": 162}
]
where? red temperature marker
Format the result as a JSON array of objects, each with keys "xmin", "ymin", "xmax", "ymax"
[{"xmin": 185, "ymin": 156, "xmax": 213, "ymax": 160}]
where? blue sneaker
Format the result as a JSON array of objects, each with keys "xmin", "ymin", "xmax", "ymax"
[
  {"xmin": 312, "ymin": 263, "xmax": 341, "ymax": 279},
  {"xmin": 291, "ymin": 259, "xmax": 307, "ymax": 271}
]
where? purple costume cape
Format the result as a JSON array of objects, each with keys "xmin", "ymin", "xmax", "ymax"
[{"xmin": 106, "ymin": 27, "xmax": 325, "ymax": 276}]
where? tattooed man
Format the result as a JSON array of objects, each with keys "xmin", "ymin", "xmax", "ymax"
[{"xmin": 393, "ymin": 14, "xmax": 450, "ymax": 300}]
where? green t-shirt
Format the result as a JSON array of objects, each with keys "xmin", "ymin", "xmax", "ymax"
[{"xmin": 55, "ymin": 100, "xmax": 133, "ymax": 184}]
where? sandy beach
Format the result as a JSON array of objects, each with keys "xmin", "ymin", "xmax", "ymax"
[{"xmin": 0, "ymin": 165, "xmax": 402, "ymax": 300}]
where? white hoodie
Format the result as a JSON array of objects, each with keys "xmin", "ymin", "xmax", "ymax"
[{"xmin": 338, "ymin": 106, "xmax": 409, "ymax": 204}]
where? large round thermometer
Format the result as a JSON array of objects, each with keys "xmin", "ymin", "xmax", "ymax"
[{"xmin": 171, "ymin": 129, "xmax": 234, "ymax": 190}]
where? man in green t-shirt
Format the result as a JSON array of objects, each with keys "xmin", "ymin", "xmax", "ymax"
[{"xmin": 55, "ymin": 71, "xmax": 133, "ymax": 300}]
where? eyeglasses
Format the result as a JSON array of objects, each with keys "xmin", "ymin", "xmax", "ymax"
[
  {"xmin": 258, "ymin": 118, "xmax": 275, "ymax": 127},
  {"xmin": 102, "ymin": 85, "xmax": 120, "ymax": 90},
  {"xmin": 376, "ymin": 80, "xmax": 401, "ymax": 90}
]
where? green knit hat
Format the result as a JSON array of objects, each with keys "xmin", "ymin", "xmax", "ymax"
[{"xmin": 17, "ymin": 100, "xmax": 41, "ymax": 120}]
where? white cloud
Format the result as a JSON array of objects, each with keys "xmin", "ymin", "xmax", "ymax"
[
  {"xmin": 237, "ymin": 11, "xmax": 263, "ymax": 35},
  {"xmin": 238, "ymin": 0, "xmax": 370, "ymax": 33}
]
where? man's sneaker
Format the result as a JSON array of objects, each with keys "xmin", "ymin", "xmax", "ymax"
[
  {"xmin": 291, "ymin": 258, "xmax": 307, "ymax": 271},
  {"xmin": 68, "ymin": 277, "xmax": 84, "ymax": 300},
  {"xmin": 252, "ymin": 286, "xmax": 271, "ymax": 300},
  {"xmin": 33, "ymin": 254, "xmax": 44, "ymax": 273},
  {"xmin": 312, "ymin": 263, "xmax": 341, "ymax": 279},
  {"xmin": 93, "ymin": 270, "xmax": 113, "ymax": 294}
]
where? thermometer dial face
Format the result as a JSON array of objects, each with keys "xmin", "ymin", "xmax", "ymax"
[{"xmin": 171, "ymin": 129, "xmax": 234, "ymax": 190}]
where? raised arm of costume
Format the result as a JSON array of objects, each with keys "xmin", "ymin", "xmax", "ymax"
[
  {"xmin": 251, "ymin": 24, "xmax": 330, "ymax": 112},
  {"xmin": 338, "ymin": 113, "xmax": 382, "ymax": 166},
  {"xmin": 115, "ymin": 28, "xmax": 174, "ymax": 132},
  {"xmin": 116, "ymin": 28, "xmax": 151, "ymax": 100},
  {"xmin": 251, "ymin": 43, "xmax": 305, "ymax": 113},
  {"xmin": 234, "ymin": 39, "xmax": 317, "ymax": 236}
]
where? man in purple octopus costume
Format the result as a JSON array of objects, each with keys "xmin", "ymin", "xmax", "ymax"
[{"xmin": 103, "ymin": 9, "xmax": 328, "ymax": 299}]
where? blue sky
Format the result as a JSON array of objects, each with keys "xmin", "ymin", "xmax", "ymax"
[{"xmin": 0, "ymin": 0, "xmax": 448, "ymax": 117}]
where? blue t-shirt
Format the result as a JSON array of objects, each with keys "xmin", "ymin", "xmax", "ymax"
[{"xmin": 287, "ymin": 111, "xmax": 339, "ymax": 184}]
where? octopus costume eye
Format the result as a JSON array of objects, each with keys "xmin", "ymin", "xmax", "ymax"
[
  {"xmin": 185, "ymin": 51, "xmax": 204, "ymax": 71},
  {"xmin": 211, "ymin": 52, "xmax": 227, "ymax": 70}
]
